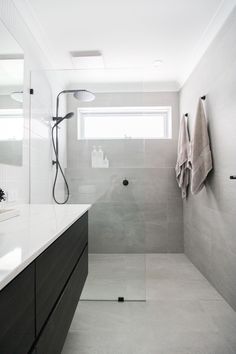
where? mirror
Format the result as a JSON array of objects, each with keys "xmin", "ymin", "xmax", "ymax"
[{"xmin": 0, "ymin": 20, "xmax": 24, "ymax": 166}]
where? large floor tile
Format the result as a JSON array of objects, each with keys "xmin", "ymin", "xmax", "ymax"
[
  {"xmin": 62, "ymin": 254, "xmax": 236, "ymax": 354},
  {"xmin": 200, "ymin": 300, "xmax": 236, "ymax": 352},
  {"xmin": 147, "ymin": 278, "xmax": 222, "ymax": 301},
  {"xmin": 146, "ymin": 253, "xmax": 206, "ymax": 281}
]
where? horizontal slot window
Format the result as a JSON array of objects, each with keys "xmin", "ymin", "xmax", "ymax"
[{"xmin": 77, "ymin": 106, "xmax": 172, "ymax": 140}]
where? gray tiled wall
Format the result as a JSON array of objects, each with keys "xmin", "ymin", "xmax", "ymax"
[
  {"xmin": 66, "ymin": 92, "xmax": 183, "ymax": 253},
  {"xmin": 180, "ymin": 8, "xmax": 236, "ymax": 310}
]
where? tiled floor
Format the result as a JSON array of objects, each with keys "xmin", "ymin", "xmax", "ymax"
[{"xmin": 62, "ymin": 254, "xmax": 236, "ymax": 354}]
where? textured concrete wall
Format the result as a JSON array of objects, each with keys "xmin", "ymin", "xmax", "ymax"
[
  {"xmin": 66, "ymin": 91, "xmax": 183, "ymax": 253},
  {"xmin": 180, "ymin": 8, "xmax": 236, "ymax": 310}
]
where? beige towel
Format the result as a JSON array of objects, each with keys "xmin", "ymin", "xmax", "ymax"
[
  {"xmin": 175, "ymin": 114, "xmax": 191, "ymax": 199},
  {"xmin": 191, "ymin": 99, "xmax": 212, "ymax": 194}
]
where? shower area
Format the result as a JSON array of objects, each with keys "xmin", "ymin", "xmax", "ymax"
[{"xmin": 30, "ymin": 68, "xmax": 183, "ymax": 302}]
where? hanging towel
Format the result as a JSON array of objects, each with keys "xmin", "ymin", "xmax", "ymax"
[
  {"xmin": 175, "ymin": 114, "xmax": 191, "ymax": 199},
  {"xmin": 190, "ymin": 99, "xmax": 212, "ymax": 194}
]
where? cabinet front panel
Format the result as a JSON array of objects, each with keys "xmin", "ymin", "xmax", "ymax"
[
  {"xmin": 36, "ymin": 246, "xmax": 88, "ymax": 354},
  {"xmin": 36, "ymin": 212, "xmax": 88, "ymax": 334},
  {"xmin": 0, "ymin": 264, "xmax": 35, "ymax": 354}
]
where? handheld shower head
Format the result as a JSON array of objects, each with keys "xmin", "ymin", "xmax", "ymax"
[
  {"xmin": 64, "ymin": 112, "xmax": 74, "ymax": 120},
  {"xmin": 53, "ymin": 112, "xmax": 74, "ymax": 127}
]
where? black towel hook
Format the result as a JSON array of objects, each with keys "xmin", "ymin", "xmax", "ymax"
[
  {"xmin": 184, "ymin": 113, "xmax": 189, "ymax": 118},
  {"xmin": 201, "ymin": 95, "xmax": 206, "ymax": 100}
]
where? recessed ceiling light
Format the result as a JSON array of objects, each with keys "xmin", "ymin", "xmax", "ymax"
[{"xmin": 153, "ymin": 60, "xmax": 163, "ymax": 67}]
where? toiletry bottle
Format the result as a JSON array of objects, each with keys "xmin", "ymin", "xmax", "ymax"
[
  {"xmin": 104, "ymin": 156, "xmax": 109, "ymax": 168},
  {"xmin": 97, "ymin": 146, "xmax": 104, "ymax": 167},
  {"xmin": 91, "ymin": 146, "xmax": 98, "ymax": 168}
]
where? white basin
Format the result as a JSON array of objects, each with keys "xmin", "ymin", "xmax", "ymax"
[{"xmin": 0, "ymin": 208, "xmax": 19, "ymax": 222}]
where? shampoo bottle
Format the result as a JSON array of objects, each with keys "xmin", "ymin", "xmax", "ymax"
[
  {"xmin": 97, "ymin": 146, "xmax": 104, "ymax": 167},
  {"xmin": 91, "ymin": 146, "xmax": 98, "ymax": 167}
]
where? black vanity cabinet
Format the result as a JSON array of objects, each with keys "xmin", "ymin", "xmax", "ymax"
[
  {"xmin": 35, "ymin": 212, "xmax": 88, "ymax": 335},
  {"xmin": 0, "ymin": 211, "xmax": 88, "ymax": 354},
  {"xmin": 0, "ymin": 264, "xmax": 35, "ymax": 354},
  {"xmin": 35, "ymin": 212, "xmax": 88, "ymax": 353}
]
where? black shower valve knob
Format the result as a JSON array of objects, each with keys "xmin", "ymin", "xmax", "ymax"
[{"xmin": 123, "ymin": 179, "xmax": 129, "ymax": 186}]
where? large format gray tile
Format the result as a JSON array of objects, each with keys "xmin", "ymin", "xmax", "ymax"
[
  {"xmin": 66, "ymin": 167, "xmax": 181, "ymax": 205},
  {"xmin": 145, "ymin": 222, "xmax": 168, "ymax": 253},
  {"xmin": 87, "ymin": 200, "xmax": 183, "ymax": 253},
  {"xmin": 62, "ymin": 254, "xmax": 236, "ymax": 354},
  {"xmin": 180, "ymin": 7, "xmax": 236, "ymax": 316},
  {"xmin": 146, "ymin": 254, "xmax": 205, "ymax": 281},
  {"xmin": 62, "ymin": 331, "xmax": 129, "ymax": 354},
  {"xmin": 184, "ymin": 223, "xmax": 212, "ymax": 277},
  {"xmin": 167, "ymin": 222, "xmax": 184, "ymax": 252},
  {"xmin": 146, "ymin": 278, "xmax": 221, "ymax": 301},
  {"xmin": 200, "ymin": 300, "xmax": 236, "ymax": 351},
  {"xmin": 210, "ymin": 243, "xmax": 236, "ymax": 311}
]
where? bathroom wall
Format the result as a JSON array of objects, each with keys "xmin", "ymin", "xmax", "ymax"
[
  {"xmin": 180, "ymin": 8, "xmax": 236, "ymax": 310},
  {"xmin": 0, "ymin": 0, "xmax": 65, "ymax": 204},
  {"xmin": 66, "ymin": 91, "xmax": 183, "ymax": 253}
]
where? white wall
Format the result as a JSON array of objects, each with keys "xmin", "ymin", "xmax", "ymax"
[{"xmin": 0, "ymin": 0, "xmax": 66, "ymax": 204}]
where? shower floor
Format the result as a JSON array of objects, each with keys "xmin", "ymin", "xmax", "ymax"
[
  {"xmin": 62, "ymin": 254, "xmax": 236, "ymax": 354},
  {"xmin": 81, "ymin": 254, "xmax": 146, "ymax": 301}
]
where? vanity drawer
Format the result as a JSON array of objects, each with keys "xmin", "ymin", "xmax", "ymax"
[
  {"xmin": 36, "ymin": 245, "xmax": 88, "ymax": 354},
  {"xmin": 35, "ymin": 212, "xmax": 88, "ymax": 334},
  {"xmin": 0, "ymin": 263, "xmax": 35, "ymax": 354}
]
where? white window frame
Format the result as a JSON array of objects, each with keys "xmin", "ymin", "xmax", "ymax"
[{"xmin": 77, "ymin": 106, "xmax": 172, "ymax": 140}]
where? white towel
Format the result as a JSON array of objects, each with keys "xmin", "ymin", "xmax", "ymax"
[
  {"xmin": 190, "ymin": 99, "xmax": 212, "ymax": 194},
  {"xmin": 175, "ymin": 114, "xmax": 191, "ymax": 199}
]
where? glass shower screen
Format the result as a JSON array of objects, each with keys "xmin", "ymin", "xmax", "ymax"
[{"xmin": 30, "ymin": 68, "xmax": 147, "ymax": 301}]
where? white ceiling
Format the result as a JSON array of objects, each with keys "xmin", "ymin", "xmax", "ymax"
[{"xmin": 14, "ymin": 0, "xmax": 236, "ymax": 90}]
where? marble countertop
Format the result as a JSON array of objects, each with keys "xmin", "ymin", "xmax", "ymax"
[{"xmin": 0, "ymin": 204, "xmax": 91, "ymax": 291}]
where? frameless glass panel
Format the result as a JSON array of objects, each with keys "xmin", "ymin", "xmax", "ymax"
[{"xmin": 30, "ymin": 68, "xmax": 147, "ymax": 301}]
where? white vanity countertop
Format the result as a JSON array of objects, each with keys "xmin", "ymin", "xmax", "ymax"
[{"xmin": 0, "ymin": 204, "xmax": 91, "ymax": 291}]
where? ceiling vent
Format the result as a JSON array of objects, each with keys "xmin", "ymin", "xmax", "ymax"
[{"xmin": 70, "ymin": 51, "xmax": 104, "ymax": 69}]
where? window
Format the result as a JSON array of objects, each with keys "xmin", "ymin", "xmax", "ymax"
[
  {"xmin": 0, "ymin": 109, "xmax": 24, "ymax": 141},
  {"xmin": 77, "ymin": 106, "xmax": 172, "ymax": 140}
]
